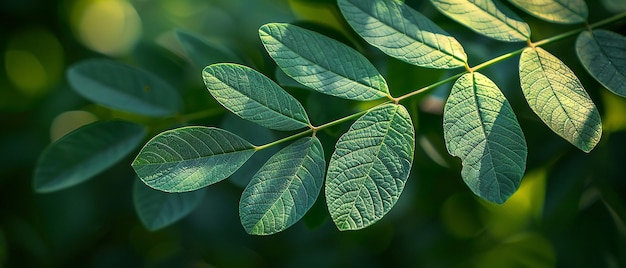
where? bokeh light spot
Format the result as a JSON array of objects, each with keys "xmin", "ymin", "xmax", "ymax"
[{"xmin": 50, "ymin": 110, "xmax": 99, "ymax": 142}]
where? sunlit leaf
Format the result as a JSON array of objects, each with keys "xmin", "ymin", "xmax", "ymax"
[
  {"xmin": 507, "ymin": 0, "xmax": 588, "ymax": 24},
  {"xmin": 430, "ymin": 0, "xmax": 531, "ymax": 42},
  {"xmin": 520, "ymin": 47, "xmax": 602, "ymax": 152},
  {"xmin": 34, "ymin": 121, "xmax": 146, "ymax": 193},
  {"xmin": 443, "ymin": 72, "xmax": 527, "ymax": 204},
  {"xmin": 175, "ymin": 29, "xmax": 244, "ymax": 67},
  {"xmin": 576, "ymin": 30, "xmax": 626, "ymax": 97},
  {"xmin": 326, "ymin": 104, "xmax": 415, "ymax": 231},
  {"xmin": 259, "ymin": 23, "xmax": 390, "ymax": 100},
  {"xmin": 239, "ymin": 137, "xmax": 325, "ymax": 235},
  {"xmin": 132, "ymin": 127, "xmax": 255, "ymax": 192},
  {"xmin": 67, "ymin": 59, "xmax": 183, "ymax": 116},
  {"xmin": 133, "ymin": 179, "xmax": 206, "ymax": 231},
  {"xmin": 338, "ymin": 0, "xmax": 467, "ymax": 69},
  {"xmin": 203, "ymin": 63, "xmax": 310, "ymax": 131}
]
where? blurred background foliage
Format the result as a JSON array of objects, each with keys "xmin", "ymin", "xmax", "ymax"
[{"xmin": 1, "ymin": 0, "xmax": 626, "ymax": 267}]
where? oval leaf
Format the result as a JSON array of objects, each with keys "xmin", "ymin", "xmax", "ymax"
[
  {"xmin": 133, "ymin": 179, "xmax": 206, "ymax": 231},
  {"xmin": 132, "ymin": 127, "xmax": 255, "ymax": 192},
  {"xmin": 338, "ymin": 0, "xmax": 467, "ymax": 69},
  {"xmin": 576, "ymin": 30, "xmax": 626, "ymax": 97},
  {"xmin": 259, "ymin": 23, "xmax": 390, "ymax": 100},
  {"xmin": 67, "ymin": 59, "xmax": 183, "ymax": 116},
  {"xmin": 430, "ymin": 0, "xmax": 531, "ymax": 42},
  {"xmin": 520, "ymin": 47, "xmax": 602, "ymax": 152},
  {"xmin": 34, "ymin": 121, "xmax": 146, "ymax": 193},
  {"xmin": 326, "ymin": 104, "xmax": 415, "ymax": 231},
  {"xmin": 176, "ymin": 29, "xmax": 244, "ymax": 67},
  {"xmin": 443, "ymin": 72, "xmax": 527, "ymax": 204},
  {"xmin": 203, "ymin": 63, "xmax": 310, "ymax": 131},
  {"xmin": 507, "ymin": 0, "xmax": 588, "ymax": 24},
  {"xmin": 239, "ymin": 137, "xmax": 325, "ymax": 235}
]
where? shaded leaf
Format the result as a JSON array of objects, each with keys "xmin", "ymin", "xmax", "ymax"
[
  {"xmin": 519, "ymin": 47, "xmax": 602, "ymax": 152},
  {"xmin": 133, "ymin": 179, "xmax": 206, "ymax": 231},
  {"xmin": 240, "ymin": 137, "xmax": 325, "ymax": 235},
  {"xmin": 507, "ymin": 0, "xmax": 588, "ymax": 24},
  {"xmin": 338, "ymin": 0, "xmax": 467, "ymax": 69},
  {"xmin": 443, "ymin": 72, "xmax": 527, "ymax": 204},
  {"xmin": 430, "ymin": 0, "xmax": 531, "ymax": 42},
  {"xmin": 203, "ymin": 63, "xmax": 310, "ymax": 131},
  {"xmin": 176, "ymin": 29, "xmax": 244, "ymax": 67},
  {"xmin": 132, "ymin": 127, "xmax": 255, "ymax": 192},
  {"xmin": 326, "ymin": 104, "xmax": 415, "ymax": 231},
  {"xmin": 259, "ymin": 23, "xmax": 390, "ymax": 100},
  {"xmin": 34, "ymin": 121, "xmax": 146, "ymax": 193},
  {"xmin": 67, "ymin": 59, "xmax": 183, "ymax": 116},
  {"xmin": 576, "ymin": 30, "xmax": 626, "ymax": 97}
]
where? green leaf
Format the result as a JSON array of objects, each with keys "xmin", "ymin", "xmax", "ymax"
[
  {"xmin": 507, "ymin": 0, "xmax": 588, "ymax": 24},
  {"xmin": 520, "ymin": 47, "xmax": 602, "ymax": 152},
  {"xmin": 175, "ymin": 29, "xmax": 244, "ymax": 67},
  {"xmin": 576, "ymin": 30, "xmax": 626, "ymax": 97},
  {"xmin": 67, "ymin": 59, "xmax": 183, "ymax": 117},
  {"xmin": 338, "ymin": 0, "xmax": 467, "ymax": 69},
  {"xmin": 443, "ymin": 72, "xmax": 527, "ymax": 204},
  {"xmin": 430, "ymin": 0, "xmax": 531, "ymax": 42},
  {"xmin": 259, "ymin": 23, "xmax": 390, "ymax": 101},
  {"xmin": 133, "ymin": 179, "xmax": 205, "ymax": 231},
  {"xmin": 132, "ymin": 127, "xmax": 255, "ymax": 192},
  {"xmin": 239, "ymin": 137, "xmax": 325, "ymax": 235},
  {"xmin": 34, "ymin": 121, "xmax": 146, "ymax": 193},
  {"xmin": 326, "ymin": 104, "xmax": 415, "ymax": 231},
  {"xmin": 203, "ymin": 63, "xmax": 310, "ymax": 131}
]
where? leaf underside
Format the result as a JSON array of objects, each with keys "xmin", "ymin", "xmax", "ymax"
[
  {"xmin": 576, "ymin": 30, "xmax": 626, "ymax": 97},
  {"xmin": 443, "ymin": 72, "xmax": 527, "ymax": 204},
  {"xmin": 326, "ymin": 103, "xmax": 415, "ymax": 231},
  {"xmin": 519, "ymin": 47, "xmax": 602, "ymax": 152},
  {"xmin": 259, "ymin": 23, "xmax": 390, "ymax": 101},
  {"xmin": 240, "ymin": 137, "xmax": 325, "ymax": 235},
  {"xmin": 132, "ymin": 127, "xmax": 255, "ymax": 192},
  {"xmin": 507, "ymin": 0, "xmax": 588, "ymax": 24},
  {"xmin": 133, "ymin": 179, "xmax": 206, "ymax": 231},
  {"xmin": 430, "ymin": 0, "xmax": 531, "ymax": 42},
  {"xmin": 338, "ymin": 0, "xmax": 467, "ymax": 69},
  {"xmin": 67, "ymin": 59, "xmax": 183, "ymax": 117},
  {"xmin": 203, "ymin": 63, "xmax": 310, "ymax": 131},
  {"xmin": 34, "ymin": 121, "xmax": 146, "ymax": 193}
]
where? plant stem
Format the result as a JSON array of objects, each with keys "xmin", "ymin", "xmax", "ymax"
[{"xmin": 178, "ymin": 108, "xmax": 224, "ymax": 123}]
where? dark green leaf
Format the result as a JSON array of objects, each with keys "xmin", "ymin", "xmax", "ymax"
[
  {"xmin": 133, "ymin": 179, "xmax": 206, "ymax": 231},
  {"xmin": 176, "ymin": 29, "xmax": 244, "ymax": 67},
  {"xmin": 259, "ymin": 23, "xmax": 390, "ymax": 100},
  {"xmin": 326, "ymin": 104, "xmax": 415, "ymax": 230},
  {"xmin": 34, "ymin": 121, "xmax": 146, "ymax": 193},
  {"xmin": 132, "ymin": 127, "xmax": 255, "ymax": 192},
  {"xmin": 203, "ymin": 63, "xmax": 310, "ymax": 131},
  {"xmin": 67, "ymin": 59, "xmax": 183, "ymax": 116},
  {"xmin": 239, "ymin": 137, "xmax": 325, "ymax": 235},
  {"xmin": 443, "ymin": 72, "xmax": 527, "ymax": 204},
  {"xmin": 576, "ymin": 30, "xmax": 626, "ymax": 97},
  {"xmin": 338, "ymin": 0, "xmax": 467, "ymax": 69},
  {"xmin": 520, "ymin": 47, "xmax": 602, "ymax": 152}
]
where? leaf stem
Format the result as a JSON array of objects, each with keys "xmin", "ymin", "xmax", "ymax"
[{"xmin": 178, "ymin": 108, "xmax": 224, "ymax": 123}]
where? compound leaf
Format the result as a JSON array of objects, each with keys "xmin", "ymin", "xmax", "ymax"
[
  {"xmin": 338, "ymin": 0, "xmax": 467, "ymax": 69},
  {"xmin": 132, "ymin": 127, "xmax": 255, "ymax": 192},
  {"xmin": 203, "ymin": 63, "xmax": 310, "ymax": 131},
  {"xmin": 176, "ymin": 29, "xmax": 244, "ymax": 67},
  {"xmin": 133, "ymin": 179, "xmax": 206, "ymax": 231},
  {"xmin": 430, "ymin": 0, "xmax": 531, "ymax": 42},
  {"xmin": 443, "ymin": 72, "xmax": 527, "ymax": 204},
  {"xmin": 240, "ymin": 137, "xmax": 325, "ymax": 235},
  {"xmin": 576, "ymin": 30, "xmax": 626, "ymax": 97},
  {"xmin": 326, "ymin": 104, "xmax": 415, "ymax": 231},
  {"xmin": 259, "ymin": 23, "xmax": 390, "ymax": 101},
  {"xmin": 507, "ymin": 0, "xmax": 588, "ymax": 24},
  {"xmin": 67, "ymin": 59, "xmax": 183, "ymax": 117},
  {"xmin": 520, "ymin": 47, "xmax": 602, "ymax": 152},
  {"xmin": 34, "ymin": 121, "xmax": 146, "ymax": 193}
]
